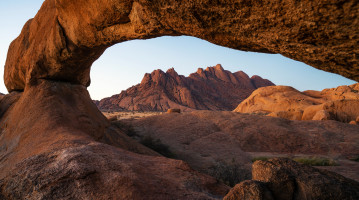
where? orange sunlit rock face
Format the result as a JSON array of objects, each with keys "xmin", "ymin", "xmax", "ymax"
[
  {"xmin": 234, "ymin": 83, "xmax": 359, "ymax": 123},
  {"xmin": 1, "ymin": 0, "xmax": 359, "ymax": 199},
  {"xmin": 96, "ymin": 65, "xmax": 274, "ymax": 111},
  {"xmin": 4, "ymin": 0, "xmax": 359, "ymax": 92}
]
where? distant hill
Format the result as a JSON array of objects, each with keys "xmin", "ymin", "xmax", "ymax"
[
  {"xmin": 95, "ymin": 64, "xmax": 275, "ymax": 111},
  {"xmin": 234, "ymin": 83, "xmax": 359, "ymax": 123}
]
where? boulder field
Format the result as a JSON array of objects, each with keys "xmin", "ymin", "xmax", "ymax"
[{"xmin": 1, "ymin": 0, "xmax": 359, "ymax": 199}]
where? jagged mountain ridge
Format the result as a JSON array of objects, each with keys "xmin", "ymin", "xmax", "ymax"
[{"xmin": 96, "ymin": 64, "xmax": 275, "ymax": 111}]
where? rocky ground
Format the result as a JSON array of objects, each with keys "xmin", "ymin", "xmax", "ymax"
[
  {"xmin": 2, "ymin": 0, "xmax": 359, "ymax": 199},
  {"xmin": 102, "ymin": 111, "xmax": 163, "ymax": 121},
  {"xmin": 0, "ymin": 81, "xmax": 229, "ymax": 199},
  {"xmin": 116, "ymin": 110, "xmax": 359, "ymax": 182}
]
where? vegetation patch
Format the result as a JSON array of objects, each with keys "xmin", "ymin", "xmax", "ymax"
[
  {"xmin": 347, "ymin": 155, "xmax": 359, "ymax": 162},
  {"xmin": 292, "ymin": 157, "xmax": 338, "ymax": 166},
  {"xmin": 208, "ymin": 159, "xmax": 250, "ymax": 187},
  {"xmin": 251, "ymin": 156, "xmax": 339, "ymax": 166},
  {"xmin": 111, "ymin": 121, "xmax": 138, "ymax": 137},
  {"xmin": 140, "ymin": 136, "xmax": 176, "ymax": 159},
  {"xmin": 251, "ymin": 156, "xmax": 270, "ymax": 162}
]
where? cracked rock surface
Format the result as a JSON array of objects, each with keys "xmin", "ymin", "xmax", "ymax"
[
  {"xmin": 4, "ymin": 0, "xmax": 359, "ymax": 92},
  {"xmin": 1, "ymin": 0, "xmax": 359, "ymax": 199}
]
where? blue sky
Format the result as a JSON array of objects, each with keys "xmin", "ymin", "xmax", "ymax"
[{"xmin": 1, "ymin": 1, "xmax": 356, "ymax": 100}]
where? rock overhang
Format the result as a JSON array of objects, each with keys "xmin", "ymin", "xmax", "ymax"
[{"xmin": 3, "ymin": 0, "xmax": 359, "ymax": 92}]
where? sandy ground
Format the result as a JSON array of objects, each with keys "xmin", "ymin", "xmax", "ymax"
[{"xmin": 102, "ymin": 111, "xmax": 163, "ymax": 120}]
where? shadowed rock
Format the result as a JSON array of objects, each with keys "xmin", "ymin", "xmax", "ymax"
[
  {"xmin": 4, "ymin": 0, "xmax": 359, "ymax": 92},
  {"xmin": 223, "ymin": 180, "xmax": 274, "ymax": 200},
  {"xmin": 0, "ymin": 80, "xmax": 229, "ymax": 199},
  {"xmin": 252, "ymin": 158, "xmax": 359, "ymax": 200},
  {"xmin": 224, "ymin": 158, "xmax": 359, "ymax": 200},
  {"xmin": 2, "ymin": 0, "xmax": 359, "ymax": 199}
]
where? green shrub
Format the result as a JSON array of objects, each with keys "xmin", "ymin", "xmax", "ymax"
[
  {"xmin": 293, "ymin": 157, "xmax": 338, "ymax": 166},
  {"xmin": 208, "ymin": 159, "xmax": 251, "ymax": 187},
  {"xmin": 347, "ymin": 155, "xmax": 359, "ymax": 162},
  {"xmin": 111, "ymin": 121, "xmax": 138, "ymax": 137},
  {"xmin": 140, "ymin": 136, "xmax": 176, "ymax": 158}
]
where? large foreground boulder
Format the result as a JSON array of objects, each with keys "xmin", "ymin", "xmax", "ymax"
[
  {"xmin": 0, "ymin": 142, "xmax": 228, "ymax": 199},
  {"xmin": 224, "ymin": 158, "xmax": 359, "ymax": 200}
]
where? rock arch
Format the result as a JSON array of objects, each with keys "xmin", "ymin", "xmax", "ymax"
[
  {"xmin": 4, "ymin": 0, "xmax": 359, "ymax": 92},
  {"xmin": 1, "ymin": 1, "xmax": 359, "ymax": 198}
]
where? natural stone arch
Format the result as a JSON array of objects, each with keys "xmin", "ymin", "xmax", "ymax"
[
  {"xmin": 4, "ymin": 0, "xmax": 359, "ymax": 92},
  {"xmin": 1, "ymin": 1, "xmax": 359, "ymax": 199}
]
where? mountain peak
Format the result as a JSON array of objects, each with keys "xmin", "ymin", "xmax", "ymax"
[
  {"xmin": 197, "ymin": 68, "xmax": 204, "ymax": 74},
  {"xmin": 215, "ymin": 64, "xmax": 224, "ymax": 71},
  {"xmin": 151, "ymin": 69, "xmax": 165, "ymax": 75},
  {"xmin": 204, "ymin": 64, "xmax": 224, "ymax": 73},
  {"xmin": 166, "ymin": 67, "xmax": 178, "ymax": 77},
  {"xmin": 250, "ymin": 75, "xmax": 275, "ymax": 88},
  {"xmin": 97, "ymin": 64, "xmax": 275, "ymax": 112}
]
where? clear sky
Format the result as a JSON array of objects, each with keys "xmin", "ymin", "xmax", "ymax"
[{"xmin": 1, "ymin": 1, "xmax": 356, "ymax": 100}]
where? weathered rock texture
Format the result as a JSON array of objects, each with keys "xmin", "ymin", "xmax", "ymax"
[
  {"xmin": 234, "ymin": 83, "xmax": 359, "ymax": 122},
  {"xmin": 2, "ymin": 0, "xmax": 359, "ymax": 199},
  {"xmin": 122, "ymin": 110, "xmax": 359, "ymax": 182},
  {"xmin": 261, "ymin": 158, "xmax": 358, "ymax": 199},
  {"xmin": 96, "ymin": 65, "xmax": 274, "ymax": 111},
  {"xmin": 225, "ymin": 158, "xmax": 359, "ymax": 199},
  {"xmin": 223, "ymin": 180, "xmax": 274, "ymax": 200},
  {"xmin": 0, "ymin": 81, "xmax": 229, "ymax": 199},
  {"xmin": 4, "ymin": 0, "xmax": 359, "ymax": 92}
]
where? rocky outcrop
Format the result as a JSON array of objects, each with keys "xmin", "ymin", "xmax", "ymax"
[
  {"xmin": 0, "ymin": 80, "xmax": 229, "ymax": 199},
  {"xmin": 223, "ymin": 180, "xmax": 274, "ymax": 200},
  {"xmin": 167, "ymin": 108, "xmax": 181, "ymax": 113},
  {"xmin": 4, "ymin": 0, "xmax": 359, "ymax": 92},
  {"xmin": 234, "ymin": 83, "xmax": 359, "ymax": 122},
  {"xmin": 96, "ymin": 65, "xmax": 274, "ymax": 111},
  {"xmin": 225, "ymin": 158, "xmax": 359, "ymax": 200},
  {"xmin": 2, "ymin": 0, "xmax": 359, "ymax": 199}
]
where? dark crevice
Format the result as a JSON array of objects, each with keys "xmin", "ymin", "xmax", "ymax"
[{"xmin": 38, "ymin": 78, "xmax": 84, "ymax": 86}]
